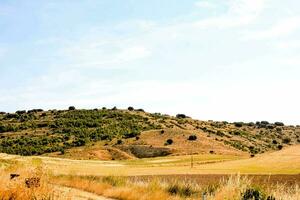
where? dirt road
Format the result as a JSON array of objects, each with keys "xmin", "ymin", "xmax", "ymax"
[{"xmin": 53, "ymin": 185, "xmax": 114, "ymax": 200}]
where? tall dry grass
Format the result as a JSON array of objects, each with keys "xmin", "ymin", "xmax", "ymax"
[
  {"xmin": 267, "ymin": 184, "xmax": 300, "ymax": 200},
  {"xmin": 208, "ymin": 174, "xmax": 300, "ymax": 200},
  {"xmin": 52, "ymin": 175, "xmax": 175, "ymax": 200},
  {"xmin": 0, "ymin": 158, "xmax": 54, "ymax": 200},
  {"xmin": 53, "ymin": 174, "xmax": 300, "ymax": 200}
]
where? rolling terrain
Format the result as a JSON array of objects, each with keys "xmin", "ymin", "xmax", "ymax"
[
  {"xmin": 1, "ymin": 145, "xmax": 300, "ymax": 199},
  {"xmin": 1, "ymin": 145, "xmax": 299, "ymax": 176},
  {"xmin": 0, "ymin": 108, "xmax": 300, "ymax": 199},
  {"xmin": 0, "ymin": 107, "xmax": 299, "ymax": 160}
]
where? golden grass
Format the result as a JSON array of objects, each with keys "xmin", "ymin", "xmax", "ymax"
[
  {"xmin": 208, "ymin": 175, "xmax": 300, "ymax": 200},
  {"xmin": 41, "ymin": 145, "xmax": 300, "ymax": 175},
  {"xmin": 0, "ymin": 159, "xmax": 54, "ymax": 200},
  {"xmin": 1, "ymin": 145, "xmax": 300, "ymax": 199},
  {"xmin": 52, "ymin": 176, "xmax": 175, "ymax": 200},
  {"xmin": 1, "ymin": 155, "xmax": 299, "ymax": 200},
  {"xmin": 52, "ymin": 174, "xmax": 300, "ymax": 200},
  {"xmin": 1, "ymin": 146, "xmax": 300, "ymax": 176}
]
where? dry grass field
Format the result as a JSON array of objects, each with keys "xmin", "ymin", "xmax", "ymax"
[
  {"xmin": 1, "ymin": 145, "xmax": 300, "ymax": 177},
  {"xmin": 1, "ymin": 145, "xmax": 300, "ymax": 199}
]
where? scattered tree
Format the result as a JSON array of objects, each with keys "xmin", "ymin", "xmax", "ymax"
[
  {"xmin": 128, "ymin": 106, "xmax": 134, "ymax": 111},
  {"xmin": 188, "ymin": 135, "xmax": 197, "ymax": 141},
  {"xmin": 165, "ymin": 139, "xmax": 173, "ymax": 145},
  {"xmin": 68, "ymin": 106, "xmax": 76, "ymax": 111}
]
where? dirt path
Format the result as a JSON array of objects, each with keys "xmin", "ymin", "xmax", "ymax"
[{"xmin": 53, "ymin": 185, "xmax": 115, "ymax": 200}]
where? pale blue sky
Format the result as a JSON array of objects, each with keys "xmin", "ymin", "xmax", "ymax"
[{"xmin": 1, "ymin": 0, "xmax": 300, "ymax": 124}]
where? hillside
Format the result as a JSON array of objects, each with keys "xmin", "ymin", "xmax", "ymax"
[{"xmin": 0, "ymin": 107, "xmax": 299, "ymax": 159}]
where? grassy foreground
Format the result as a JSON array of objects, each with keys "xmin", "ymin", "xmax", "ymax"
[{"xmin": 1, "ymin": 145, "xmax": 300, "ymax": 199}]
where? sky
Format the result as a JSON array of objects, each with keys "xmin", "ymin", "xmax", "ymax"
[{"xmin": 0, "ymin": 0, "xmax": 300, "ymax": 124}]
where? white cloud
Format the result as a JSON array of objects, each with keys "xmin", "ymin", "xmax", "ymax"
[
  {"xmin": 228, "ymin": 0, "xmax": 265, "ymax": 16},
  {"xmin": 242, "ymin": 16, "xmax": 300, "ymax": 40},
  {"xmin": 195, "ymin": 1, "xmax": 216, "ymax": 9},
  {"xmin": 278, "ymin": 57, "xmax": 300, "ymax": 66},
  {"xmin": 61, "ymin": 40, "xmax": 151, "ymax": 69},
  {"xmin": 276, "ymin": 40, "xmax": 300, "ymax": 49},
  {"xmin": 3, "ymin": 73, "xmax": 300, "ymax": 124},
  {"xmin": 194, "ymin": 0, "xmax": 266, "ymax": 28}
]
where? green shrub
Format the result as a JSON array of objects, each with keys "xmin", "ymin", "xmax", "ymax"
[
  {"xmin": 188, "ymin": 135, "xmax": 197, "ymax": 141},
  {"xmin": 123, "ymin": 132, "xmax": 139, "ymax": 139},
  {"xmin": 167, "ymin": 182, "xmax": 195, "ymax": 197},
  {"xmin": 234, "ymin": 122, "xmax": 243, "ymax": 127},
  {"xmin": 127, "ymin": 106, "xmax": 134, "ymax": 111},
  {"xmin": 68, "ymin": 106, "xmax": 76, "ymax": 110},
  {"xmin": 16, "ymin": 110, "xmax": 26, "ymax": 115},
  {"xmin": 116, "ymin": 139, "xmax": 123, "ymax": 145},
  {"xmin": 176, "ymin": 114, "xmax": 187, "ymax": 119},
  {"xmin": 165, "ymin": 139, "xmax": 173, "ymax": 145},
  {"xmin": 216, "ymin": 131, "xmax": 225, "ymax": 137},
  {"xmin": 282, "ymin": 137, "xmax": 291, "ymax": 144},
  {"xmin": 275, "ymin": 122, "xmax": 284, "ymax": 126},
  {"xmin": 242, "ymin": 188, "xmax": 265, "ymax": 200}
]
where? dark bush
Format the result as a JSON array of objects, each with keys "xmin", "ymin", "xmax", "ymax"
[
  {"xmin": 116, "ymin": 139, "xmax": 123, "ymax": 145},
  {"xmin": 234, "ymin": 122, "xmax": 243, "ymax": 128},
  {"xmin": 112, "ymin": 106, "xmax": 117, "ymax": 110},
  {"xmin": 282, "ymin": 137, "xmax": 291, "ymax": 144},
  {"xmin": 60, "ymin": 148, "xmax": 65, "ymax": 155},
  {"xmin": 123, "ymin": 132, "xmax": 139, "ymax": 139},
  {"xmin": 278, "ymin": 144, "xmax": 283, "ymax": 150},
  {"xmin": 267, "ymin": 196, "xmax": 276, "ymax": 200},
  {"xmin": 272, "ymin": 140, "xmax": 277, "ymax": 144},
  {"xmin": 176, "ymin": 114, "xmax": 187, "ymax": 119},
  {"xmin": 160, "ymin": 130, "xmax": 165, "ymax": 134},
  {"xmin": 188, "ymin": 135, "xmax": 197, "ymax": 141},
  {"xmin": 216, "ymin": 131, "xmax": 225, "ymax": 137},
  {"xmin": 16, "ymin": 110, "xmax": 26, "ymax": 115},
  {"xmin": 261, "ymin": 121, "xmax": 269, "ymax": 125},
  {"xmin": 167, "ymin": 183, "xmax": 194, "ymax": 197},
  {"xmin": 165, "ymin": 139, "xmax": 173, "ymax": 145},
  {"xmin": 275, "ymin": 122, "xmax": 284, "ymax": 126},
  {"xmin": 136, "ymin": 108, "xmax": 145, "ymax": 112},
  {"xmin": 168, "ymin": 184, "xmax": 180, "ymax": 195},
  {"xmin": 209, "ymin": 150, "xmax": 214, "ymax": 154},
  {"xmin": 242, "ymin": 188, "xmax": 265, "ymax": 200},
  {"xmin": 266, "ymin": 124, "xmax": 275, "ymax": 129},
  {"xmin": 5, "ymin": 113, "xmax": 18, "ymax": 119},
  {"xmin": 27, "ymin": 109, "xmax": 43, "ymax": 113},
  {"xmin": 247, "ymin": 122, "xmax": 255, "ymax": 126},
  {"xmin": 68, "ymin": 106, "xmax": 76, "ymax": 110},
  {"xmin": 127, "ymin": 106, "xmax": 134, "ymax": 111}
]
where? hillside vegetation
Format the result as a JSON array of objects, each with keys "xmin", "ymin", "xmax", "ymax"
[{"xmin": 0, "ymin": 107, "xmax": 299, "ymax": 158}]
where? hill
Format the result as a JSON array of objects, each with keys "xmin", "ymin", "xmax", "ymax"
[{"xmin": 0, "ymin": 107, "xmax": 299, "ymax": 159}]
